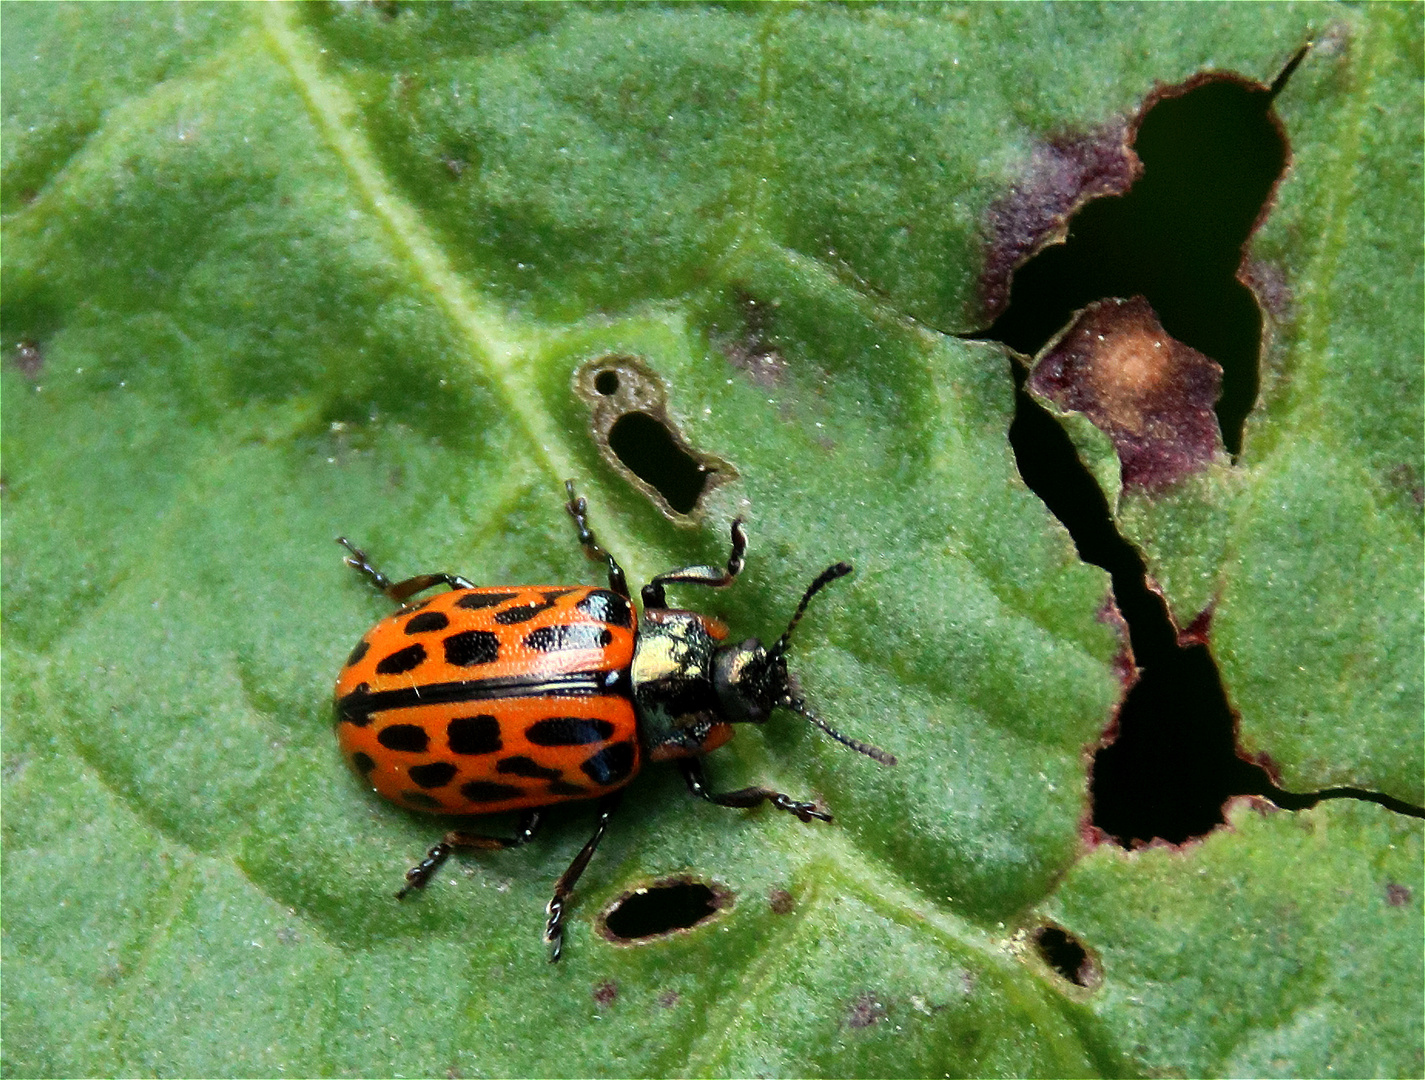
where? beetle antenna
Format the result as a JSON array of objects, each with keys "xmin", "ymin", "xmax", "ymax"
[
  {"xmin": 771, "ymin": 562, "xmax": 895, "ymax": 765},
  {"xmin": 785, "ymin": 696, "xmax": 897, "ymax": 766},
  {"xmin": 773, "ymin": 562, "xmax": 853, "ymax": 656}
]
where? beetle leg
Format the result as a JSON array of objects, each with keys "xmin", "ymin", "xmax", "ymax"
[
  {"xmin": 640, "ymin": 518, "xmax": 747, "ymax": 610},
  {"xmin": 679, "ymin": 757, "xmax": 832, "ymax": 824},
  {"xmin": 563, "ymin": 480, "xmax": 631, "ymax": 599},
  {"xmin": 337, "ymin": 537, "xmax": 475, "ymax": 603},
  {"xmin": 544, "ymin": 792, "xmax": 622, "ymax": 962},
  {"xmin": 395, "ymin": 810, "xmax": 542, "ymax": 899}
]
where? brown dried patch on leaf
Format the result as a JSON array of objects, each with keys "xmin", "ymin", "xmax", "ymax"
[
  {"xmin": 979, "ymin": 125, "xmax": 1139, "ymax": 323},
  {"xmin": 1029, "ymin": 297, "xmax": 1225, "ymax": 492},
  {"xmin": 1386, "ymin": 464, "xmax": 1424, "ymax": 509},
  {"xmin": 768, "ymin": 887, "xmax": 795, "ymax": 915}
]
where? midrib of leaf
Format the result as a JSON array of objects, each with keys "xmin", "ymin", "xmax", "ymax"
[{"xmin": 256, "ymin": 5, "xmax": 666, "ymax": 572}]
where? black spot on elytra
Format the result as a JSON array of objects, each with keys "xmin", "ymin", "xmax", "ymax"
[
  {"xmin": 444, "ymin": 629, "xmax": 499, "ymax": 666},
  {"xmin": 376, "ymin": 643, "xmax": 426, "ymax": 675},
  {"xmin": 547, "ymin": 779, "xmax": 588, "ymax": 796},
  {"xmin": 351, "ymin": 751, "xmax": 376, "ymax": 774},
  {"xmin": 460, "ymin": 780, "xmax": 524, "ymax": 802},
  {"xmin": 525, "ymin": 717, "xmax": 616, "ymax": 746},
  {"xmin": 581, "ymin": 741, "xmax": 636, "ymax": 786},
  {"xmin": 403, "ymin": 791, "xmax": 443, "ymax": 810},
  {"xmin": 496, "ymin": 756, "xmax": 562, "ymax": 781},
  {"xmin": 525, "ymin": 624, "xmax": 612, "ymax": 653},
  {"xmin": 408, "ymin": 761, "xmax": 458, "ymax": 789},
  {"xmin": 542, "ymin": 588, "xmax": 575, "ymax": 601},
  {"xmin": 455, "ymin": 591, "xmax": 519, "ymax": 610},
  {"xmin": 345, "ymin": 639, "xmax": 370, "ymax": 667},
  {"xmin": 493, "ymin": 598, "xmax": 559, "ymax": 624},
  {"xmin": 377, "ymin": 724, "xmax": 429, "ymax": 753},
  {"xmin": 447, "ymin": 714, "xmax": 502, "ymax": 755},
  {"xmin": 577, "ymin": 589, "xmax": 632, "ymax": 629},
  {"xmin": 404, "ymin": 610, "xmax": 450, "ymax": 634}
]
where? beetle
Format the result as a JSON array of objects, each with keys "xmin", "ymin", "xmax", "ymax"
[{"xmin": 334, "ymin": 482, "xmax": 893, "ymax": 960}]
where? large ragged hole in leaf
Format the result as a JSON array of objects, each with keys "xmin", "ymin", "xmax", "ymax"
[
  {"xmin": 597, "ymin": 877, "xmax": 729, "ymax": 943},
  {"xmin": 979, "ymin": 58, "xmax": 1311, "ymax": 845},
  {"xmin": 982, "ymin": 55, "xmax": 1299, "ymax": 455}
]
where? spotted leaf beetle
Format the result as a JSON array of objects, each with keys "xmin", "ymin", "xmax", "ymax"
[{"xmin": 334, "ymin": 482, "xmax": 894, "ymax": 960}]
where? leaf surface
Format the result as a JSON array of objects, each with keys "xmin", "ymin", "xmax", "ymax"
[{"xmin": 3, "ymin": 4, "xmax": 1419, "ymax": 1077}]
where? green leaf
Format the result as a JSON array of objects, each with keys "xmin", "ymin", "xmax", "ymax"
[
  {"xmin": 1111, "ymin": 6, "xmax": 1424, "ymax": 803},
  {"xmin": 3, "ymin": 4, "xmax": 1419, "ymax": 1077}
]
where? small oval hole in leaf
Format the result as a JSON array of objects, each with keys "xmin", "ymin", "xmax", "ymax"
[
  {"xmin": 1033, "ymin": 925, "xmax": 1100, "ymax": 989},
  {"xmin": 607, "ymin": 411, "xmax": 709, "ymax": 515},
  {"xmin": 599, "ymin": 878, "xmax": 727, "ymax": 942},
  {"xmin": 593, "ymin": 368, "xmax": 621, "ymax": 396}
]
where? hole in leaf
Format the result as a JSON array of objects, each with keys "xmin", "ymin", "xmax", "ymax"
[
  {"xmin": 982, "ymin": 60, "xmax": 1324, "ymax": 847},
  {"xmin": 574, "ymin": 355, "xmax": 734, "ymax": 522},
  {"xmin": 599, "ymin": 878, "xmax": 727, "ymax": 942},
  {"xmin": 607, "ymin": 411, "xmax": 709, "ymax": 516},
  {"xmin": 985, "ymin": 70, "xmax": 1291, "ymax": 456},
  {"xmin": 1092, "ymin": 644, "xmax": 1272, "ymax": 844},
  {"xmin": 1033, "ymin": 925, "xmax": 1100, "ymax": 989}
]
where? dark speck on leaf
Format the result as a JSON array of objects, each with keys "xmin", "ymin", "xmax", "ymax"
[{"xmin": 846, "ymin": 993, "xmax": 886, "ymax": 1029}]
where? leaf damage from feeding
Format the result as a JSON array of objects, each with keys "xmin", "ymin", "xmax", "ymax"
[
  {"xmin": 10, "ymin": 339, "xmax": 43, "ymax": 380},
  {"xmin": 1385, "ymin": 883, "xmax": 1412, "ymax": 908},
  {"xmin": 1029, "ymin": 297, "xmax": 1225, "ymax": 492},
  {"xmin": 1031, "ymin": 924, "xmax": 1102, "ymax": 990},
  {"xmin": 978, "ymin": 125, "xmax": 1139, "ymax": 324},
  {"xmin": 716, "ymin": 289, "xmax": 789, "ymax": 389},
  {"xmin": 768, "ymin": 887, "xmax": 796, "ymax": 915},
  {"xmin": 596, "ymin": 876, "xmax": 730, "ymax": 943},
  {"xmin": 845, "ymin": 993, "xmax": 887, "ymax": 1029},
  {"xmin": 574, "ymin": 355, "xmax": 736, "ymax": 520}
]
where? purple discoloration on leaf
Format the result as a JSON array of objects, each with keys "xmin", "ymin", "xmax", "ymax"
[
  {"xmin": 845, "ymin": 993, "xmax": 886, "ymax": 1029},
  {"xmin": 1029, "ymin": 297, "xmax": 1224, "ymax": 492},
  {"xmin": 979, "ymin": 126, "xmax": 1138, "ymax": 323},
  {"xmin": 1178, "ymin": 604, "xmax": 1215, "ymax": 648},
  {"xmin": 718, "ymin": 289, "xmax": 788, "ymax": 389},
  {"xmin": 11, "ymin": 340, "xmax": 43, "ymax": 379},
  {"xmin": 768, "ymin": 887, "xmax": 795, "ymax": 915}
]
